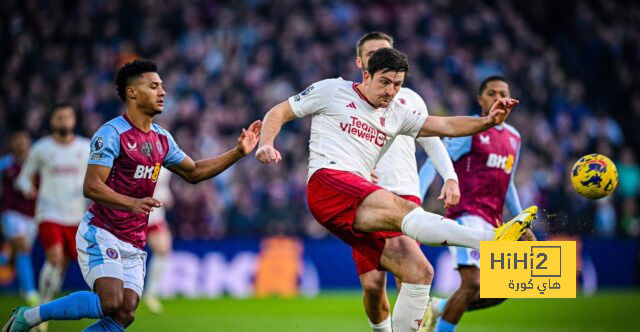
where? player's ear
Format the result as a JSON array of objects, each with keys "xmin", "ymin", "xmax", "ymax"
[
  {"xmin": 363, "ymin": 70, "xmax": 371, "ymax": 84},
  {"xmin": 356, "ymin": 57, "xmax": 363, "ymax": 70},
  {"xmin": 126, "ymin": 86, "xmax": 136, "ymax": 100}
]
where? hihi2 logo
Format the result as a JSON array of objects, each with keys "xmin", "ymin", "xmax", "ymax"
[{"xmin": 480, "ymin": 241, "xmax": 576, "ymax": 298}]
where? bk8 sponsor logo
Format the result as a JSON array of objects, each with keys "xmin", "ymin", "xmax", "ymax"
[
  {"xmin": 134, "ymin": 162, "xmax": 161, "ymax": 182},
  {"xmin": 486, "ymin": 153, "xmax": 515, "ymax": 174}
]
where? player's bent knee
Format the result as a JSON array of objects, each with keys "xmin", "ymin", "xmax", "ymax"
[
  {"xmin": 114, "ymin": 309, "xmax": 135, "ymax": 327},
  {"xmin": 96, "ymin": 288, "xmax": 124, "ymax": 316}
]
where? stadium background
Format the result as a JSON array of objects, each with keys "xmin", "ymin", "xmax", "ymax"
[{"xmin": 1, "ymin": 0, "xmax": 639, "ymax": 330}]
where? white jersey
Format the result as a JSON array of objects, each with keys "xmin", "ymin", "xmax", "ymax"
[
  {"xmin": 16, "ymin": 136, "xmax": 90, "ymax": 225},
  {"xmin": 375, "ymin": 88, "xmax": 457, "ymax": 197},
  {"xmin": 149, "ymin": 167, "xmax": 172, "ymax": 225},
  {"xmin": 288, "ymin": 78, "xmax": 428, "ymax": 181}
]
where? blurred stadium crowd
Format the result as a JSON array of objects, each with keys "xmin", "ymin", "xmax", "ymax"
[{"xmin": 1, "ymin": 0, "xmax": 639, "ymax": 240}]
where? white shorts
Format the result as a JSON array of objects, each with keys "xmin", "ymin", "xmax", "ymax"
[
  {"xmin": 1, "ymin": 210, "xmax": 37, "ymax": 244},
  {"xmin": 449, "ymin": 214, "xmax": 495, "ymax": 268},
  {"xmin": 76, "ymin": 214, "xmax": 147, "ymax": 297}
]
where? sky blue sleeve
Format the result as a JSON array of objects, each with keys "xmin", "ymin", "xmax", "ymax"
[
  {"xmin": 88, "ymin": 125, "xmax": 120, "ymax": 167},
  {"xmin": 418, "ymin": 159, "xmax": 437, "ymax": 200},
  {"xmin": 505, "ymin": 143, "xmax": 523, "ymax": 217},
  {"xmin": 0, "ymin": 155, "xmax": 13, "ymax": 175},
  {"xmin": 444, "ymin": 136, "xmax": 473, "ymax": 162},
  {"xmin": 163, "ymin": 130, "xmax": 186, "ymax": 167}
]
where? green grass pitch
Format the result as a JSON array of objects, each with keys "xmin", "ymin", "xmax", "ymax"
[{"xmin": 0, "ymin": 290, "xmax": 638, "ymax": 331}]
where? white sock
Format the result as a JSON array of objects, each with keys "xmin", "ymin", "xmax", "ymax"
[
  {"xmin": 368, "ymin": 316, "xmax": 392, "ymax": 332},
  {"xmin": 392, "ymin": 283, "xmax": 431, "ymax": 332},
  {"xmin": 401, "ymin": 208, "xmax": 494, "ymax": 250},
  {"xmin": 38, "ymin": 261, "xmax": 63, "ymax": 304},
  {"xmin": 145, "ymin": 254, "xmax": 167, "ymax": 298},
  {"xmin": 24, "ymin": 307, "xmax": 41, "ymax": 326}
]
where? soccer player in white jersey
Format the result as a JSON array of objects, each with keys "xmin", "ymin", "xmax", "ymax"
[
  {"xmin": 352, "ymin": 32, "xmax": 460, "ymax": 332},
  {"xmin": 256, "ymin": 48, "xmax": 537, "ymax": 332},
  {"xmin": 16, "ymin": 104, "xmax": 90, "ymax": 329},
  {"xmin": 142, "ymin": 167, "xmax": 172, "ymax": 314}
]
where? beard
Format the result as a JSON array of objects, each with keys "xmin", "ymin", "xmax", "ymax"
[{"xmin": 52, "ymin": 127, "xmax": 72, "ymax": 136}]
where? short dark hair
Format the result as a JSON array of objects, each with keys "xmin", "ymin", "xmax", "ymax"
[
  {"xmin": 366, "ymin": 48, "xmax": 409, "ymax": 78},
  {"xmin": 356, "ymin": 32, "xmax": 394, "ymax": 57},
  {"xmin": 115, "ymin": 59, "xmax": 158, "ymax": 102},
  {"xmin": 478, "ymin": 75, "xmax": 508, "ymax": 95}
]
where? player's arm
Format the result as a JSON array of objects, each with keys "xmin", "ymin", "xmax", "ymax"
[
  {"xmin": 83, "ymin": 164, "xmax": 160, "ymax": 214},
  {"xmin": 418, "ymin": 136, "xmax": 471, "ymax": 200},
  {"xmin": 255, "ymin": 100, "xmax": 297, "ymax": 164},
  {"xmin": 168, "ymin": 120, "xmax": 261, "ymax": 184},
  {"xmin": 416, "ymin": 137, "xmax": 459, "ymax": 208},
  {"xmin": 418, "ymin": 98, "xmax": 519, "ymax": 137},
  {"xmin": 505, "ymin": 142, "xmax": 523, "ymax": 217},
  {"xmin": 15, "ymin": 144, "xmax": 40, "ymax": 200}
]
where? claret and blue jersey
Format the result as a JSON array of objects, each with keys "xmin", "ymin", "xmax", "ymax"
[
  {"xmin": 85, "ymin": 114, "xmax": 185, "ymax": 249},
  {"xmin": 419, "ymin": 123, "xmax": 522, "ymax": 227}
]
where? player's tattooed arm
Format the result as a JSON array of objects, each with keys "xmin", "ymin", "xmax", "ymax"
[
  {"xmin": 255, "ymin": 100, "xmax": 297, "ymax": 164},
  {"xmin": 168, "ymin": 120, "xmax": 262, "ymax": 184},
  {"xmin": 83, "ymin": 164, "xmax": 161, "ymax": 215},
  {"xmin": 418, "ymin": 98, "xmax": 519, "ymax": 137}
]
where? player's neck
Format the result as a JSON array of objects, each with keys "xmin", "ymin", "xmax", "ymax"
[{"xmin": 125, "ymin": 109, "xmax": 153, "ymax": 133}]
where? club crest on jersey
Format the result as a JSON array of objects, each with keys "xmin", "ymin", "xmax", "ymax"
[
  {"xmin": 93, "ymin": 137, "xmax": 103, "ymax": 151},
  {"xmin": 155, "ymin": 140, "xmax": 163, "ymax": 154},
  {"xmin": 379, "ymin": 117, "xmax": 386, "ymax": 127},
  {"xmin": 134, "ymin": 162, "xmax": 161, "ymax": 182},
  {"xmin": 486, "ymin": 153, "xmax": 515, "ymax": 174},
  {"xmin": 106, "ymin": 248, "xmax": 118, "ymax": 259},
  {"xmin": 140, "ymin": 142, "xmax": 153, "ymax": 157}
]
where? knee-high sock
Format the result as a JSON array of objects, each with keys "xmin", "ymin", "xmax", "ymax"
[
  {"xmin": 392, "ymin": 283, "xmax": 431, "ymax": 332},
  {"xmin": 23, "ymin": 291, "xmax": 103, "ymax": 326},
  {"xmin": 15, "ymin": 253, "xmax": 36, "ymax": 295},
  {"xmin": 82, "ymin": 316, "xmax": 125, "ymax": 332},
  {"xmin": 38, "ymin": 261, "xmax": 63, "ymax": 304},
  {"xmin": 145, "ymin": 254, "xmax": 167, "ymax": 297},
  {"xmin": 368, "ymin": 316, "xmax": 392, "ymax": 332},
  {"xmin": 401, "ymin": 208, "xmax": 494, "ymax": 250}
]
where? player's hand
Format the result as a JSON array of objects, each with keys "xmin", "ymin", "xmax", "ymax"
[
  {"xmin": 131, "ymin": 197, "xmax": 162, "ymax": 215},
  {"xmin": 236, "ymin": 120, "xmax": 262, "ymax": 155},
  {"xmin": 255, "ymin": 144, "xmax": 282, "ymax": 164},
  {"xmin": 371, "ymin": 170, "xmax": 379, "ymax": 184},
  {"xmin": 438, "ymin": 179, "xmax": 460, "ymax": 209},
  {"xmin": 487, "ymin": 98, "xmax": 519, "ymax": 126}
]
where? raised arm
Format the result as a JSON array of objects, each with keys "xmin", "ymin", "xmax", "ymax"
[
  {"xmin": 83, "ymin": 164, "xmax": 160, "ymax": 215},
  {"xmin": 418, "ymin": 98, "xmax": 518, "ymax": 137},
  {"xmin": 15, "ymin": 144, "xmax": 40, "ymax": 200},
  {"xmin": 168, "ymin": 120, "xmax": 261, "ymax": 184},
  {"xmin": 255, "ymin": 100, "xmax": 297, "ymax": 164}
]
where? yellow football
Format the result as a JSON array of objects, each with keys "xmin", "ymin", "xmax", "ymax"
[{"xmin": 570, "ymin": 154, "xmax": 618, "ymax": 199}]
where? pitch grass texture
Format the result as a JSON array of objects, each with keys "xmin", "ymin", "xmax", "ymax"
[{"xmin": 0, "ymin": 291, "xmax": 638, "ymax": 331}]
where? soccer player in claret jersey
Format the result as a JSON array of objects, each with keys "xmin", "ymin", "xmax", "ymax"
[
  {"xmin": 418, "ymin": 76, "xmax": 537, "ymax": 332},
  {"xmin": 352, "ymin": 33, "xmax": 460, "ymax": 332},
  {"xmin": 0, "ymin": 131, "xmax": 38, "ymax": 306},
  {"xmin": 3, "ymin": 59, "xmax": 261, "ymax": 332},
  {"xmin": 256, "ymin": 48, "xmax": 537, "ymax": 332}
]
